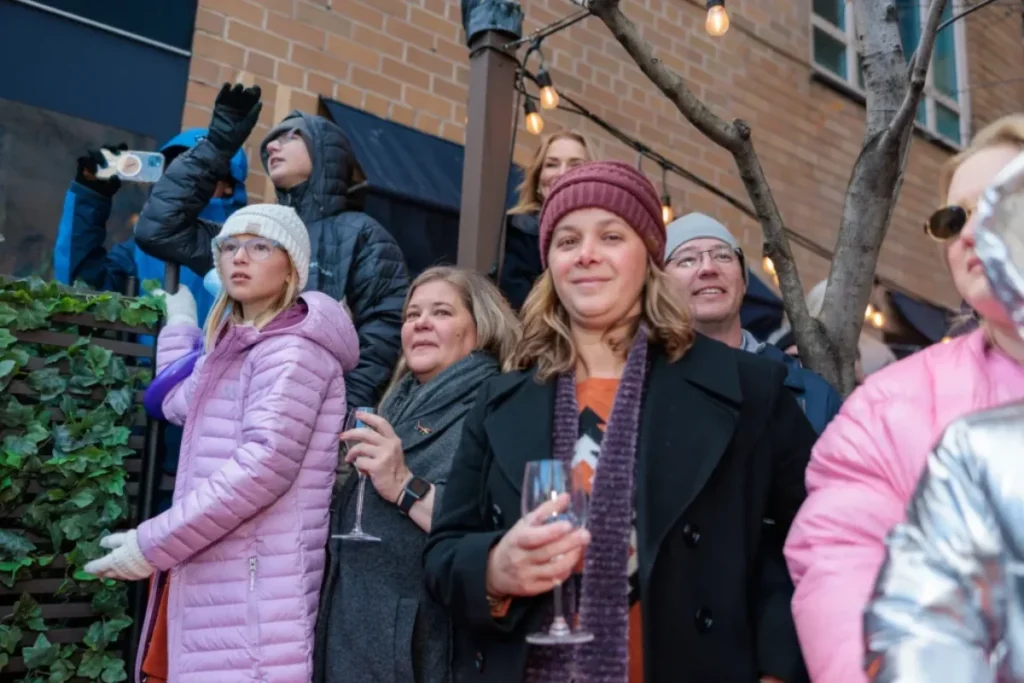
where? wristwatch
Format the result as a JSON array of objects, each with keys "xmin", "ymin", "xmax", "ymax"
[{"xmin": 397, "ymin": 476, "xmax": 431, "ymax": 515}]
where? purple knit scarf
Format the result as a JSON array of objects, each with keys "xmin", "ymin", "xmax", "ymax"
[{"xmin": 525, "ymin": 326, "xmax": 649, "ymax": 683}]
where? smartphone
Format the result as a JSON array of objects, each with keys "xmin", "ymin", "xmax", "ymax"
[{"xmin": 95, "ymin": 149, "xmax": 165, "ymax": 183}]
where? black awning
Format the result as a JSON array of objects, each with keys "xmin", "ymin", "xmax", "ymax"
[
  {"xmin": 890, "ymin": 291, "xmax": 955, "ymax": 343},
  {"xmin": 741, "ymin": 271, "xmax": 785, "ymax": 341},
  {"xmin": 321, "ymin": 98, "xmax": 522, "ymax": 214}
]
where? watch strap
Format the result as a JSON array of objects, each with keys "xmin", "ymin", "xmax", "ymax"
[{"xmin": 398, "ymin": 476, "xmax": 430, "ymax": 515}]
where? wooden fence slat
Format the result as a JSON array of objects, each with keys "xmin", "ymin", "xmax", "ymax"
[
  {"xmin": 8, "ymin": 380, "xmax": 145, "ymax": 405},
  {"xmin": 12, "ymin": 329, "xmax": 152, "ymax": 359},
  {"xmin": 49, "ymin": 313, "xmax": 158, "ymax": 336}
]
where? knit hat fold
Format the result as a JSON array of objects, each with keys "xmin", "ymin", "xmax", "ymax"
[
  {"xmin": 212, "ymin": 203, "xmax": 312, "ymax": 289},
  {"xmin": 539, "ymin": 161, "xmax": 667, "ymax": 268}
]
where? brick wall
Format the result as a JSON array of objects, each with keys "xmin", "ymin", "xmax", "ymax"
[{"xmin": 184, "ymin": 0, "xmax": 1024, "ymax": 309}]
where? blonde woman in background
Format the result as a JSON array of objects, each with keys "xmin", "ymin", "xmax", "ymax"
[
  {"xmin": 314, "ymin": 266, "xmax": 521, "ymax": 683},
  {"xmin": 784, "ymin": 115, "xmax": 1024, "ymax": 683},
  {"xmin": 497, "ymin": 129, "xmax": 594, "ymax": 310}
]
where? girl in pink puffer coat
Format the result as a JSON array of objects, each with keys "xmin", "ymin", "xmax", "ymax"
[
  {"xmin": 784, "ymin": 115, "xmax": 1024, "ymax": 683},
  {"xmin": 85, "ymin": 204, "xmax": 359, "ymax": 683}
]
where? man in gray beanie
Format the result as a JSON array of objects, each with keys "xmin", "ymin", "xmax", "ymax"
[{"xmin": 664, "ymin": 212, "xmax": 841, "ymax": 434}]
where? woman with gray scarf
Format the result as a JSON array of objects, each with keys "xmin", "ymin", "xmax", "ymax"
[{"xmin": 313, "ymin": 266, "xmax": 521, "ymax": 683}]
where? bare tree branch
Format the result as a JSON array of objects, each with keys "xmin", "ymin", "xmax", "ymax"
[
  {"xmin": 587, "ymin": 0, "xmax": 835, "ymax": 384},
  {"xmin": 816, "ymin": 0, "xmax": 949, "ymax": 391}
]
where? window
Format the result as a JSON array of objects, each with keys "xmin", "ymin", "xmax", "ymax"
[{"xmin": 811, "ymin": 0, "xmax": 968, "ymax": 146}]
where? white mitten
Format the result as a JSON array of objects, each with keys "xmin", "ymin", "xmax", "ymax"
[
  {"xmin": 154, "ymin": 287, "xmax": 198, "ymax": 327},
  {"xmin": 83, "ymin": 529, "xmax": 155, "ymax": 581}
]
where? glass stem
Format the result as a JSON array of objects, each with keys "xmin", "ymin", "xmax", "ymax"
[
  {"xmin": 352, "ymin": 473, "xmax": 368, "ymax": 532},
  {"xmin": 549, "ymin": 582, "xmax": 571, "ymax": 637}
]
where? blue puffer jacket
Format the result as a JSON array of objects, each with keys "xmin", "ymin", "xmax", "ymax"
[
  {"xmin": 757, "ymin": 342, "xmax": 842, "ymax": 434},
  {"xmin": 53, "ymin": 128, "xmax": 249, "ymax": 326}
]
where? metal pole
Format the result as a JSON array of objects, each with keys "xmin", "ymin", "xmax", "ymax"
[
  {"xmin": 457, "ymin": 31, "xmax": 520, "ymax": 273},
  {"xmin": 129, "ymin": 261, "xmax": 175, "ymax": 661}
]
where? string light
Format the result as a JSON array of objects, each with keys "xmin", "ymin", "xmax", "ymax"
[
  {"xmin": 762, "ymin": 256, "xmax": 775, "ymax": 275},
  {"xmin": 870, "ymin": 310, "xmax": 886, "ymax": 329},
  {"xmin": 941, "ymin": 336, "xmax": 952, "ymax": 343},
  {"xmin": 864, "ymin": 303, "xmax": 874, "ymax": 320},
  {"xmin": 536, "ymin": 68, "xmax": 559, "ymax": 110},
  {"xmin": 660, "ymin": 166, "xmax": 673, "ymax": 224},
  {"xmin": 524, "ymin": 99, "xmax": 544, "ymax": 135},
  {"xmin": 705, "ymin": 0, "xmax": 730, "ymax": 37}
]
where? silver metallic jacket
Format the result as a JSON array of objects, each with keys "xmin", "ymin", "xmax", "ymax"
[{"xmin": 864, "ymin": 401, "xmax": 1024, "ymax": 682}]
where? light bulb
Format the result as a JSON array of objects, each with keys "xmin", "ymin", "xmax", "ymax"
[
  {"xmin": 526, "ymin": 112, "xmax": 544, "ymax": 135},
  {"xmin": 540, "ymin": 86, "xmax": 559, "ymax": 110},
  {"xmin": 762, "ymin": 256, "xmax": 775, "ymax": 275},
  {"xmin": 705, "ymin": 3, "xmax": 729, "ymax": 37},
  {"xmin": 864, "ymin": 304, "xmax": 874, "ymax": 320},
  {"xmin": 661, "ymin": 196, "xmax": 673, "ymax": 224},
  {"xmin": 870, "ymin": 311, "xmax": 885, "ymax": 328},
  {"xmin": 941, "ymin": 336, "xmax": 952, "ymax": 344},
  {"xmin": 524, "ymin": 100, "xmax": 544, "ymax": 135},
  {"xmin": 536, "ymin": 69, "xmax": 559, "ymax": 110}
]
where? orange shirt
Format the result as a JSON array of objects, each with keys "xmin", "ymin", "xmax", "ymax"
[
  {"xmin": 574, "ymin": 378, "xmax": 643, "ymax": 683},
  {"xmin": 141, "ymin": 578, "xmax": 169, "ymax": 683}
]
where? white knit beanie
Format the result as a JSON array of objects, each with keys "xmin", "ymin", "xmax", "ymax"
[{"xmin": 212, "ymin": 204, "xmax": 311, "ymax": 289}]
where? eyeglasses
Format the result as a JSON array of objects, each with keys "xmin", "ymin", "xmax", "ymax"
[
  {"xmin": 667, "ymin": 246, "xmax": 739, "ymax": 270},
  {"xmin": 924, "ymin": 204, "xmax": 974, "ymax": 241},
  {"xmin": 216, "ymin": 237, "xmax": 283, "ymax": 261}
]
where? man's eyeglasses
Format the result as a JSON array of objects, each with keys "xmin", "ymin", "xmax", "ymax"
[
  {"xmin": 924, "ymin": 204, "xmax": 974, "ymax": 241},
  {"xmin": 216, "ymin": 237, "xmax": 283, "ymax": 262},
  {"xmin": 667, "ymin": 247, "xmax": 739, "ymax": 270}
]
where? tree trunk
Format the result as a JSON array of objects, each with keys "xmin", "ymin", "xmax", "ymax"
[{"xmin": 588, "ymin": 0, "xmax": 948, "ymax": 394}]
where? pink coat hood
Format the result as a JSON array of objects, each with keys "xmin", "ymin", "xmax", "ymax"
[
  {"xmin": 136, "ymin": 291, "xmax": 357, "ymax": 682},
  {"xmin": 784, "ymin": 329, "xmax": 1024, "ymax": 683}
]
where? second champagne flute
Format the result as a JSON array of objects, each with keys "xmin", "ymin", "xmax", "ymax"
[{"xmin": 334, "ymin": 407, "xmax": 382, "ymax": 543}]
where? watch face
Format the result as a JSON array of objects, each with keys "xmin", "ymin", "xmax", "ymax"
[{"xmin": 407, "ymin": 477, "xmax": 431, "ymax": 497}]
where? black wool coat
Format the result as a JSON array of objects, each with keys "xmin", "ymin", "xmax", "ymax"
[{"xmin": 423, "ymin": 334, "xmax": 816, "ymax": 683}]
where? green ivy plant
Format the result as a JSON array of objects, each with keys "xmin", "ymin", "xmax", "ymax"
[{"xmin": 0, "ymin": 277, "xmax": 163, "ymax": 683}]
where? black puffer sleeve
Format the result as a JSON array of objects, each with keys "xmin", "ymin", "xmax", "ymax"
[
  {"xmin": 134, "ymin": 139, "xmax": 231, "ymax": 276},
  {"xmin": 342, "ymin": 214, "xmax": 409, "ymax": 408}
]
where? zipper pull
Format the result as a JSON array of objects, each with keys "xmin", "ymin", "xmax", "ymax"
[{"xmin": 249, "ymin": 557, "xmax": 257, "ymax": 592}]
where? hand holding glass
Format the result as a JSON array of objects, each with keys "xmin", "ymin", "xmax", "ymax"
[
  {"xmin": 522, "ymin": 459, "xmax": 593, "ymax": 645},
  {"xmin": 334, "ymin": 407, "xmax": 381, "ymax": 543}
]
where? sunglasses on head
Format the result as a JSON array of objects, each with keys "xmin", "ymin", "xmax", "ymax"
[{"xmin": 924, "ymin": 204, "xmax": 973, "ymax": 241}]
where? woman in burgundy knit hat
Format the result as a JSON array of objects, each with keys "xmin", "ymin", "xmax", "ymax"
[{"xmin": 424, "ymin": 161, "xmax": 815, "ymax": 683}]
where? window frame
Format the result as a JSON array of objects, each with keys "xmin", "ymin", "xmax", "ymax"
[{"xmin": 810, "ymin": 0, "xmax": 971, "ymax": 148}]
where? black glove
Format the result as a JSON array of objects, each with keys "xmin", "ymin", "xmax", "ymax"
[
  {"xmin": 75, "ymin": 143, "xmax": 127, "ymax": 198},
  {"xmin": 207, "ymin": 83, "xmax": 262, "ymax": 154}
]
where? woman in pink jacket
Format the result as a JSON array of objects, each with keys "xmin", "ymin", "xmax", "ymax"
[
  {"xmin": 85, "ymin": 203, "xmax": 359, "ymax": 683},
  {"xmin": 784, "ymin": 114, "xmax": 1024, "ymax": 683}
]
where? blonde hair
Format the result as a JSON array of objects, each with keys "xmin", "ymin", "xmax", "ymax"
[
  {"xmin": 939, "ymin": 114, "xmax": 1024, "ymax": 204},
  {"xmin": 382, "ymin": 266, "xmax": 522, "ymax": 399},
  {"xmin": 508, "ymin": 130, "xmax": 595, "ymax": 216},
  {"xmin": 507, "ymin": 265, "xmax": 695, "ymax": 381},
  {"xmin": 202, "ymin": 265, "xmax": 301, "ymax": 351}
]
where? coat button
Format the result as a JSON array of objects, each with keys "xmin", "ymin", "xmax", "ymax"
[
  {"xmin": 475, "ymin": 650, "xmax": 485, "ymax": 671},
  {"xmin": 683, "ymin": 523, "xmax": 701, "ymax": 547},
  {"xmin": 694, "ymin": 608, "xmax": 714, "ymax": 633},
  {"xmin": 491, "ymin": 504, "xmax": 503, "ymax": 528}
]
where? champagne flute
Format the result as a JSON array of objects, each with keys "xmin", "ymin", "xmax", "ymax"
[
  {"xmin": 334, "ymin": 407, "xmax": 382, "ymax": 543},
  {"xmin": 522, "ymin": 459, "xmax": 593, "ymax": 645}
]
